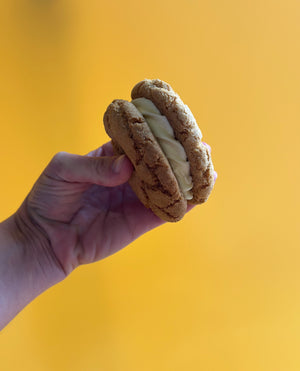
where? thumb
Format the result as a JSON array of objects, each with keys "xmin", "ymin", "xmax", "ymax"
[{"xmin": 45, "ymin": 152, "xmax": 133, "ymax": 187}]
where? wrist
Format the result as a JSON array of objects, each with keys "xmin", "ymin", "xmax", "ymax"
[
  {"xmin": 11, "ymin": 200, "xmax": 66, "ymax": 283},
  {"xmin": 0, "ymin": 203, "xmax": 65, "ymax": 329}
]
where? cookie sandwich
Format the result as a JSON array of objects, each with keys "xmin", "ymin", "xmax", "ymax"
[{"xmin": 103, "ymin": 79, "xmax": 215, "ymax": 222}]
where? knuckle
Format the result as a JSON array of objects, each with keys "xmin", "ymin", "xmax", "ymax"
[
  {"xmin": 52, "ymin": 151, "xmax": 67, "ymax": 168},
  {"xmin": 52, "ymin": 151, "xmax": 67, "ymax": 164},
  {"xmin": 48, "ymin": 151, "xmax": 69, "ymax": 178}
]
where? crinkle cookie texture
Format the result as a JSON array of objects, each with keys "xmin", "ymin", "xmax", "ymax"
[{"xmin": 103, "ymin": 79, "xmax": 215, "ymax": 222}]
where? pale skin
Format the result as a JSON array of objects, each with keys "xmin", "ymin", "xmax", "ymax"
[{"xmin": 0, "ymin": 141, "xmax": 216, "ymax": 330}]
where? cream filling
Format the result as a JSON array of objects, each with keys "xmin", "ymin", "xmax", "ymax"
[{"xmin": 132, "ymin": 97, "xmax": 193, "ymax": 200}]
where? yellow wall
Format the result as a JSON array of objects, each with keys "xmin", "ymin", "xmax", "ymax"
[{"xmin": 1, "ymin": 0, "xmax": 300, "ymax": 370}]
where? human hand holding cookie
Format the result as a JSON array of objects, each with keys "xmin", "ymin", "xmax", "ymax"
[
  {"xmin": 104, "ymin": 79, "xmax": 217, "ymax": 222},
  {"xmin": 0, "ymin": 78, "xmax": 217, "ymax": 329}
]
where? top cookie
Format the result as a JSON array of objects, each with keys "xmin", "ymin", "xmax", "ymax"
[{"xmin": 131, "ymin": 79, "xmax": 214, "ymax": 204}]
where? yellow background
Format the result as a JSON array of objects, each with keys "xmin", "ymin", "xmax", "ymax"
[{"xmin": 1, "ymin": 0, "xmax": 300, "ymax": 370}]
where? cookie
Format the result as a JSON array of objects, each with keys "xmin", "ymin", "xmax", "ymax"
[{"xmin": 103, "ymin": 79, "xmax": 215, "ymax": 222}]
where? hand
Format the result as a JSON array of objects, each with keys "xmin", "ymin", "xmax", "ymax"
[
  {"xmin": 15, "ymin": 142, "xmax": 164, "ymax": 276},
  {"xmin": 1, "ymin": 141, "xmax": 216, "ymax": 329}
]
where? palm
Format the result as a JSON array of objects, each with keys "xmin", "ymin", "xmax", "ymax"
[{"xmin": 27, "ymin": 143, "xmax": 164, "ymax": 274}]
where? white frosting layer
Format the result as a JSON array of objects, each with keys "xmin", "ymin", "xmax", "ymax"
[{"xmin": 132, "ymin": 97, "xmax": 193, "ymax": 200}]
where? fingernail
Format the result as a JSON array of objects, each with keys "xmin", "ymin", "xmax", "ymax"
[
  {"xmin": 202, "ymin": 142, "xmax": 211, "ymax": 153},
  {"xmin": 112, "ymin": 155, "xmax": 126, "ymax": 173},
  {"xmin": 213, "ymin": 171, "xmax": 218, "ymax": 182}
]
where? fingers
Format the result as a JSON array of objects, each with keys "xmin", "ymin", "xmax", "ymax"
[
  {"xmin": 86, "ymin": 141, "xmax": 114, "ymax": 157},
  {"xmin": 202, "ymin": 142, "xmax": 211, "ymax": 153},
  {"xmin": 213, "ymin": 170, "xmax": 218, "ymax": 182},
  {"xmin": 46, "ymin": 140, "xmax": 216, "ymax": 188},
  {"xmin": 46, "ymin": 152, "xmax": 133, "ymax": 187}
]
